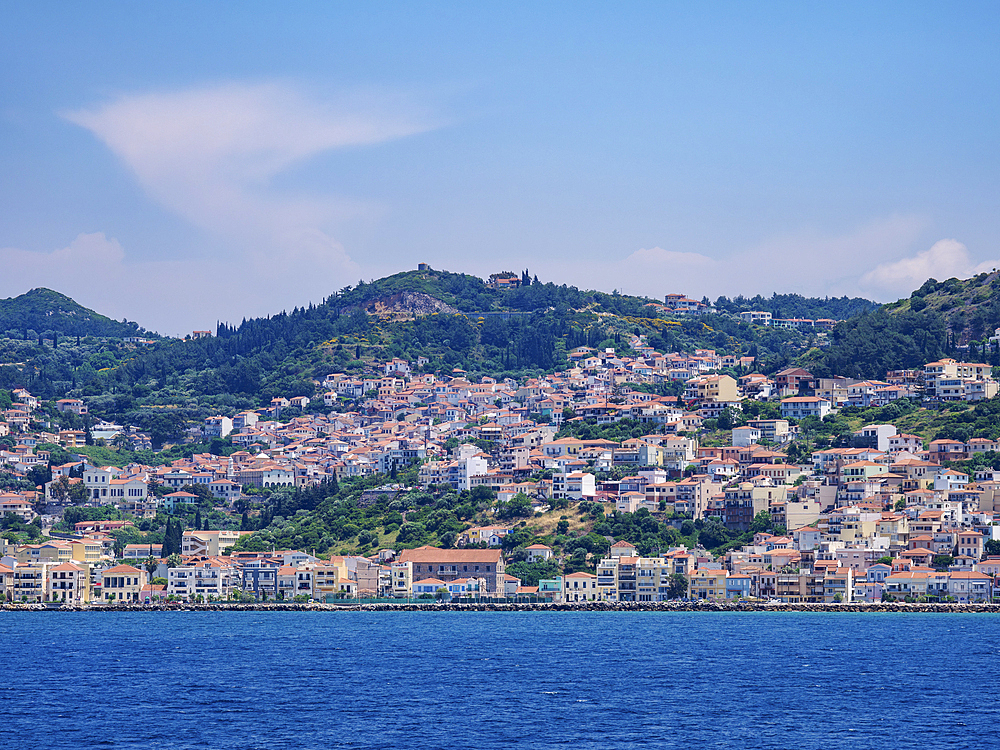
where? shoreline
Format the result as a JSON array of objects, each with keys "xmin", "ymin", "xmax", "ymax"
[{"xmin": 4, "ymin": 601, "xmax": 1000, "ymax": 614}]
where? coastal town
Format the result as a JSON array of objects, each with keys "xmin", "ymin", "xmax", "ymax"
[{"xmin": 4, "ymin": 316, "xmax": 1000, "ymax": 608}]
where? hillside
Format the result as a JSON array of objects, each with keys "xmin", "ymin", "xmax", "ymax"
[
  {"xmin": 885, "ymin": 272, "xmax": 1000, "ymax": 347},
  {"xmin": 67, "ymin": 271, "xmax": 824, "ymax": 415},
  {"xmin": 0, "ymin": 268, "xmax": 882, "ymax": 438},
  {"xmin": 714, "ymin": 292, "xmax": 877, "ymax": 320},
  {"xmin": 0, "ymin": 288, "xmax": 154, "ymax": 339},
  {"xmin": 804, "ymin": 272, "xmax": 1000, "ymax": 379}
]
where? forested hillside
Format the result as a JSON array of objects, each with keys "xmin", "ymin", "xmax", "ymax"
[
  {"xmin": 714, "ymin": 292, "xmax": 877, "ymax": 320},
  {"xmin": 0, "ymin": 288, "xmax": 152, "ymax": 339},
  {"xmin": 0, "ymin": 267, "xmax": 903, "ymax": 443},
  {"xmin": 803, "ymin": 272, "xmax": 1000, "ymax": 378}
]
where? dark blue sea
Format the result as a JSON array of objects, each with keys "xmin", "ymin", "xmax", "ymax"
[{"xmin": 1, "ymin": 610, "xmax": 998, "ymax": 749}]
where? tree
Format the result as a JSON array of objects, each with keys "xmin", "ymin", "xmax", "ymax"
[
  {"xmin": 563, "ymin": 547, "xmax": 590, "ymax": 574},
  {"xmin": 667, "ymin": 573, "xmax": 688, "ymax": 600},
  {"xmin": 47, "ymin": 475, "xmax": 73, "ymax": 504},
  {"xmin": 68, "ymin": 480, "xmax": 89, "ymax": 505},
  {"xmin": 496, "ymin": 492, "xmax": 533, "ymax": 520},
  {"xmin": 505, "ymin": 560, "xmax": 559, "ymax": 587},
  {"xmin": 933, "ymin": 555, "xmax": 954, "ymax": 571},
  {"xmin": 162, "ymin": 519, "xmax": 183, "ymax": 557},
  {"xmin": 166, "ymin": 553, "xmax": 183, "ymax": 568},
  {"xmin": 27, "ymin": 464, "xmax": 51, "ymax": 488},
  {"xmin": 143, "ymin": 556, "xmax": 159, "ymax": 579},
  {"xmin": 748, "ymin": 511, "xmax": 773, "ymax": 535}
]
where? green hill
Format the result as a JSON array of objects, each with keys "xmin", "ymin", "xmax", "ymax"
[
  {"xmin": 0, "ymin": 269, "xmax": 883, "ymax": 438},
  {"xmin": 0, "ymin": 288, "xmax": 153, "ymax": 339},
  {"xmin": 885, "ymin": 272, "xmax": 1000, "ymax": 346},
  {"xmin": 804, "ymin": 272, "xmax": 1000, "ymax": 379}
]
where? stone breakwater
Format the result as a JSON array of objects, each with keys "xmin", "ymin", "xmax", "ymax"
[{"xmin": 4, "ymin": 601, "xmax": 1000, "ymax": 614}]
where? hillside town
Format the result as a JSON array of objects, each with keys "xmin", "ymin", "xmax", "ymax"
[{"xmin": 4, "ymin": 334, "xmax": 1000, "ymax": 607}]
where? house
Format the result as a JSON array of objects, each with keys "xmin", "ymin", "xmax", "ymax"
[
  {"xmin": 204, "ymin": 416, "xmax": 233, "ymax": 438},
  {"xmin": 957, "ymin": 530, "xmax": 984, "ymax": 561},
  {"xmin": 731, "ymin": 426, "xmax": 761, "ymax": 448},
  {"xmin": 46, "ymin": 562, "xmax": 90, "ymax": 604},
  {"xmin": 11, "ymin": 562, "xmax": 48, "ymax": 602},
  {"xmin": 412, "ymin": 577, "xmax": 448, "ymax": 597},
  {"xmin": 774, "ymin": 368, "xmax": 814, "ymax": 395},
  {"xmin": 525, "ymin": 544, "xmax": 553, "ymax": 563},
  {"xmin": 551, "ymin": 471, "xmax": 596, "ymax": 500},
  {"xmin": 562, "ymin": 571, "xmax": 600, "ymax": 602},
  {"xmin": 739, "ymin": 311, "xmax": 772, "ymax": 326},
  {"xmin": 99, "ymin": 564, "xmax": 148, "ymax": 603},
  {"xmin": 780, "ymin": 396, "xmax": 831, "ymax": 420},
  {"xmin": 688, "ymin": 568, "xmax": 728, "ymax": 600},
  {"xmin": 55, "ymin": 398, "xmax": 88, "ymax": 415},
  {"xmin": 139, "ymin": 583, "xmax": 167, "ymax": 603},
  {"xmin": 397, "ymin": 547, "xmax": 505, "ymax": 594},
  {"xmin": 181, "ymin": 530, "xmax": 252, "ymax": 557}
]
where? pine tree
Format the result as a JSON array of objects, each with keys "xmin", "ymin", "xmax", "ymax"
[
  {"xmin": 194, "ymin": 509, "xmax": 202, "ymax": 530},
  {"xmin": 240, "ymin": 511, "xmax": 250, "ymax": 531}
]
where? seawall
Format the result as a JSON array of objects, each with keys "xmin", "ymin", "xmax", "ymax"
[{"xmin": 4, "ymin": 601, "xmax": 1000, "ymax": 614}]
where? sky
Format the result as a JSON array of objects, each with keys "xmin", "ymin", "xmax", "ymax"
[{"xmin": 1, "ymin": 2, "xmax": 998, "ymax": 335}]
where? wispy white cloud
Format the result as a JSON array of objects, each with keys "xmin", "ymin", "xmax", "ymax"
[
  {"xmin": 63, "ymin": 81, "xmax": 439, "ymax": 270},
  {"xmin": 16, "ymin": 82, "xmax": 445, "ymax": 332}
]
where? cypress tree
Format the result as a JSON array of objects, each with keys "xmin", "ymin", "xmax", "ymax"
[{"xmin": 161, "ymin": 520, "xmax": 172, "ymax": 556}]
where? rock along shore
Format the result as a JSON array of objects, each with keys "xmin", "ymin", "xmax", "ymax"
[{"xmin": 3, "ymin": 601, "xmax": 1000, "ymax": 614}]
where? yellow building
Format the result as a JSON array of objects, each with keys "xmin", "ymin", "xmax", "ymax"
[
  {"xmin": 100, "ymin": 564, "xmax": 148, "ymax": 603},
  {"xmin": 71, "ymin": 540, "xmax": 104, "ymax": 564},
  {"xmin": 688, "ymin": 568, "xmax": 728, "ymax": 600},
  {"xmin": 16, "ymin": 542, "xmax": 73, "ymax": 564},
  {"xmin": 312, "ymin": 557, "xmax": 353, "ymax": 600},
  {"xmin": 688, "ymin": 374, "xmax": 739, "ymax": 403}
]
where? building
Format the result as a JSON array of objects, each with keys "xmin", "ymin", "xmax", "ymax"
[
  {"xmin": 181, "ymin": 530, "xmax": 252, "ymax": 557},
  {"xmin": 397, "ymin": 547, "xmax": 505, "ymax": 594},
  {"xmin": 551, "ymin": 471, "xmax": 596, "ymax": 500},
  {"xmin": 168, "ymin": 560, "xmax": 240, "ymax": 601},
  {"xmin": 739, "ymin": 311, "xmax": 772, "ymax": 326},
  {"xmin": 47, "ymin": 562, "xmax": 90, "ymax": 604},
  {"xmin": 99, "ymin": 565, "xmax": 148, "ymax": 603},
  {"xmin": 780, "ymin": 396, "xmax": 831, "ymax": 420},
  {"xmin": 774, "ymin": 368, "xmax": 814, "ymax": 395},
  {"xmin": 562, "ymin": 572, "xmax": 600, "ymax": 602}
]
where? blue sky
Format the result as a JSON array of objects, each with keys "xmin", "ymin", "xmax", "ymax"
[{"xmin": 1, "ymin": 1, "xmax": 998, "ymax": 334}]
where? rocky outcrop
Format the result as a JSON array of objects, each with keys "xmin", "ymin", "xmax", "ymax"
[{"xmin": 352, "ymin": 292, "xmax": 460, "ymax": 321}]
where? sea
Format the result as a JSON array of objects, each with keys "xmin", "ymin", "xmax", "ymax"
[{"xmin": 1, "ymin": 610, "xmax": 997, "ymax": 749}]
